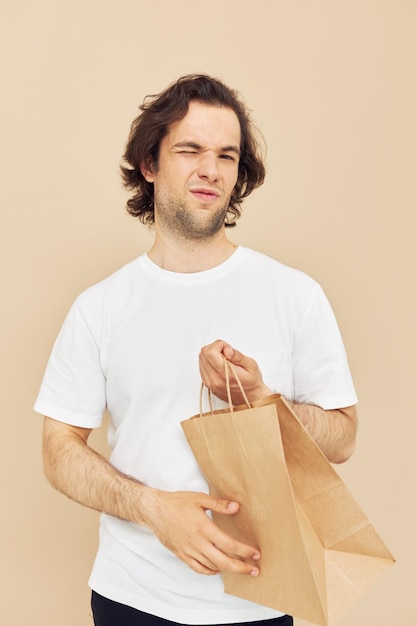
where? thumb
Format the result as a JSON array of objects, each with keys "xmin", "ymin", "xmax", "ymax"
[
  {"xmin": 207, "ymin": 498, "xmax": 240, "ymax": 515},
  {"xmin": 222, "ymin": 344, "xmax": 235, "ymax": 360},
  {"xmin": 223, "ymin": 345, "xmax": 247, "ymax": 367}
]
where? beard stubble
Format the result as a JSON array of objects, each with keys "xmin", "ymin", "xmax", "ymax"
[{"xmin": 154, "ymin": 191, "xmax": 230, "ymax": 241}]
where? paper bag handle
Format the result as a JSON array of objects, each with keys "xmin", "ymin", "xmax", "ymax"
[{"xmin": 199, "ymin": 357, "xmax": 251, "ymax": 416}]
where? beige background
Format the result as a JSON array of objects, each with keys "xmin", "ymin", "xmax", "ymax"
[{"xmin": 1, "ymin": 1, "xmax": 416, "ymax": 624}]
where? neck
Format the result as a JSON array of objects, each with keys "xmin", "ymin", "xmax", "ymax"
[{"xmin": 147, "ymin": 230, "xmax": 237, "ymax": 273}]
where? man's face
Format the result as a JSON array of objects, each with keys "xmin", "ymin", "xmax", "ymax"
[{"xmin": 142, "ymin": 101, "xmax": 241, "ymax": 241}]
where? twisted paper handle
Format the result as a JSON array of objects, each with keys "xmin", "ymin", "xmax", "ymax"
[{"xmin": 199, "ymin": 356, "xmax": 251, "ymax": 416}]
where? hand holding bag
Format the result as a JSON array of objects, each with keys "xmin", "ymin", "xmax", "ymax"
[{"xmin": 180, "ymin": 359, "xmax": 395, "ymax": 626}]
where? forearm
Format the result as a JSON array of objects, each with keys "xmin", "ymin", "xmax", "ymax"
[
  {"xmin": 42, "ymin": 418, "xmax": 155, "ymax": 526},
  {"xmin": 286, "ymin": 401, "xmax": 358, "ymax": 463},
  {"xmin": 198, "ymin": 342, "xmax": 357, "ymax": 464},
  {"xmin": 42, "ymin": 417, "xmax": 262, "ymax": 577}
]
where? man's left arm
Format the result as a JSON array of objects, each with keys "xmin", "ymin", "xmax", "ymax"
[
  {"xmin": 199, "ymin": 340, "xmax": 357, "ymax": 465},
  {"xmin": 283, "ymin": 401, "xmax": 357, "ymax": 464}
]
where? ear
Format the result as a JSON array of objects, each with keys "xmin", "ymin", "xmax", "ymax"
[{"xmin": 140, "ymin": 155, "xmax": 156, "ymax": 183}]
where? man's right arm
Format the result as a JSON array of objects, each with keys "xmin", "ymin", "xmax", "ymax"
[
  {"xmin": 42, "ymin": 416, "xmax": 260, "ymax": 577},
  {"xmin": 42, "ymin": 416, "xmax": 149, "ymax": 524}
]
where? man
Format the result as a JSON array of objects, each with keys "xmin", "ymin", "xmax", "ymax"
[{"xmin": 35, "ymin": 74, "xmax": 358, "ymax": 626}]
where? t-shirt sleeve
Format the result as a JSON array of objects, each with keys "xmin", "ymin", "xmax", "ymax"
[
  {"xmin": 33, "ymin": 300, "xmax": 106, "ymax": 428},
  {"xmin": 291, "ymin": 286, "xmax": 358, "ymax": 410}
]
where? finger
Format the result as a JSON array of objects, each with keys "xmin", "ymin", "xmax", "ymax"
[
  {"xmin": 213, "ymin": 532, "xmax": 261, "ymax": 563},
  {"xmin": 186, "ymin": 534, "xmax": 260, "ymax": 576},
  {"xmin": 201, "ymin": 496, "xmax": 239, "ymax": 515},
  {"xmin": 203, "ymin": 543, "xmax": 260, "ymax": 576},
  {"xmin": 199, "ymin": 496, "xmax": 261, "ymax": 559},
  {"xmin": 199, "ymin": 342, "xmax": 226, "ymax": 370},
  {"xmin": 187, "ymin": 556, "xmax": 220, "ymax": 576},
  {"xmin": 198, "ymin": 353, "xmax": 227, "ymax": 395},
  {"xmin": 198, "ymin": 356, "xmax": 212, "ymax": 383}
]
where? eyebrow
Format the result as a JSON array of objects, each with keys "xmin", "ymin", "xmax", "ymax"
[{"xmin": 172, "ymin": 141, "xmax": 241, "ymax": 156}]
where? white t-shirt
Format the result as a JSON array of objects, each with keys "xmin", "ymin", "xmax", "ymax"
[{"xmin": 34, "ymin": 247, "xmax": 357, "ymax": 624}]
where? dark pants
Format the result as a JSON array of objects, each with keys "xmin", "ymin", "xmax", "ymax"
[{"xmin": 91, "ymin": 591, "xmax": 293, "ymax": 626}]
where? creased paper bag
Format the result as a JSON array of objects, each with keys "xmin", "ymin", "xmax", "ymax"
[{"xmin": 180, "ymin": 371, "xmax": 395, "ymax": 626}]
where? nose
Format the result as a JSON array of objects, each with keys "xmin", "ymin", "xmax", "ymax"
[{"xmin": 197, "ymin": 152, "xmax": 219, "ymax": 182}]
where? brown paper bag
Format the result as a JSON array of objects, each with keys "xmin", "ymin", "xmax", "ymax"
[{"xmin": 180, "ymin": 361, "xmax": 395, "ymax": 626}]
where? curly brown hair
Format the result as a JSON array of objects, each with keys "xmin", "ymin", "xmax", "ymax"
[{"xmin": 120, "ymin": 74, "xmax": 266, "ymax": 228}]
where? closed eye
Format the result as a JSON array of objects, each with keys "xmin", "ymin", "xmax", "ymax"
[{"xmin": 220, "ymin": 154, "xmax": 236, "ymax": 161}]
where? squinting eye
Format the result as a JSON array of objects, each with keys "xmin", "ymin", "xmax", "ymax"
[{"xmin": 220, "ymin": 154, "xmax": 236, "ymax": 161}]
